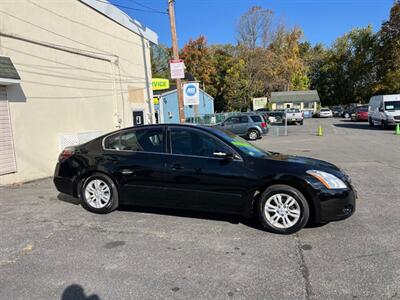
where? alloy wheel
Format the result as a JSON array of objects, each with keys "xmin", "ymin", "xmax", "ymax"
[
  {"xmin": 84, "ymin": 179, "xmax": 111, "ymax": 209},
  {"xmin": 249, "ymin": 131, "xmax": 258, "ymax": 140},
  {"xmin": 264, "ymin": 193, "xmax": 301, "ymax": 229}
]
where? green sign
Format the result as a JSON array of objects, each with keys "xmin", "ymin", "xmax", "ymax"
[{"xmin": 152, "ymin": 78, "xmax": 169, "ymax": 91}]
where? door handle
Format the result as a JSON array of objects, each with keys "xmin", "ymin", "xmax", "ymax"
[{"xmin": 170, "ymin": 164, "xmax": 184, "ymax": 170}]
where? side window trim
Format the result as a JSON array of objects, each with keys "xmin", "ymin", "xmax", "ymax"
[
  {"xmin": 102, "ymin": 126, "xmax": 167, "ymax": 154},
  {"xmin": 168, "ymin": 126, "xmax": 243, "ymax": 161}
]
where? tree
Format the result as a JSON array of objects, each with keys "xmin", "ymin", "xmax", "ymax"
[
  {"xmin": 236, "ymin": 6, "xmax": 273, "ymax": 49},
  {"xmin": 150, "ymin": 44, "xmax": 171, "ymax": 78},
  {"xmin": 375, "ymin": 0, "xmax": 400, "ymax": 93},
  {"xmin": 180, "ymin": 36, "xmax": 216, "ymax": 86}
]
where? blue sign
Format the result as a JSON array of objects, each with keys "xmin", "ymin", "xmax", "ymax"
[{"xmin": 185, "ymin": 84, "xmax": 197, "ymax": 96}]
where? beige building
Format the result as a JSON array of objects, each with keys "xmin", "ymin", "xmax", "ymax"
[
  {"xmin": 0, "ymin": 0, "xmax": 158, "ymax": 184},
  {"xmin": 270, "ymin": 90, "xmax": 321, "ymax": 116}
]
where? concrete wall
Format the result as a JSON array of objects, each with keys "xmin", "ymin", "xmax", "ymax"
[{"xmin": 0, "ymin": 0, "xmax": 155, "ymax": 184}]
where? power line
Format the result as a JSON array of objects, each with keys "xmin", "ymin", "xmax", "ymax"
[
  {"xmin": 125, "ymin": 0, "xmax": 168, "ymax": 14},
  {"xmin": 93, "ymin": 0, "xmax": 168, "ymax": 15}
]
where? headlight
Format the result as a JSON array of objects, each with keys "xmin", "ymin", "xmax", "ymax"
[{"xmin": 306, "ymin": 170, "xmax": 347, "ymax": 189}]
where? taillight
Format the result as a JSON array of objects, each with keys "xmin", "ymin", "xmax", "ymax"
[
  {"xmin": 261, "ymin": 122, "xmax": 267, "ymax": 128},
  {"xmin": 58, "ymin": 147, "xmax": 75, "ymax": 162}
]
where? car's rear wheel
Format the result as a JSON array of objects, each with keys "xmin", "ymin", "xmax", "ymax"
[
  {"xmin": 247, "ymin": 129, "xmax": 259, "ymax": 141},
  {"xmin": 80, "ymin": 173, "xmax": 119, "ymax": 214},
  {"xmin": 257, "ymin": 184, "xmax": 309, "ymax": 234}
]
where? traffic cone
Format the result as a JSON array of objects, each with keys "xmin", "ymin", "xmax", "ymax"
[
  {"xmin": 317, "ymin": 125, "xmax": 323, "ymax": 136},
  {"xmin": 395, "ymin": 124, "xmax": 400, "ymax": 135}
]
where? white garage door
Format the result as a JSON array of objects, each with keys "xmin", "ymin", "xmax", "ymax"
[{"xmin": 0, "ymin": 86, "xmax": 17, "ymax": 175}]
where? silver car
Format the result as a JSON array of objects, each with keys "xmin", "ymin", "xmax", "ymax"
[{"xmin": 216, "ymin": 113, "xmax": 269, "ymax": 140}]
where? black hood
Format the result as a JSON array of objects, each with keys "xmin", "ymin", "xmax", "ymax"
[{"xmin": 266, "ymin": 153, "xmax": 343, "ymax": 175}]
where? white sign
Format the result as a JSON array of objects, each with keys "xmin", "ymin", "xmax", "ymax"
[
  {"xmin": 252, "ymin": 97, "xmax": 268, "ymax": 110},
  {"xmin": 183, "ymin": 82, "xmax": 199, "ymax": 106},
  {"xmin": 170, "ymin": 59, "xmax": 185, "ymax": 79}
]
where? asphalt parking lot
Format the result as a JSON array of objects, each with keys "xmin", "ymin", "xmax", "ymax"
[{"xmin": 1, "ymin": 118, "xmax": 399, "ymax": 299}]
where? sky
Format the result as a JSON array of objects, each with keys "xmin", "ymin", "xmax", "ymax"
[{"xmin": 109, "ymin": 0, "xmax": 394, "ymax": 48}]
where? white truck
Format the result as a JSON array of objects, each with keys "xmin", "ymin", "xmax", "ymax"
[
  {"xmin": 285, "ymin": 108, "xmax": 304, "ymax": 125},
  {"xmin": 368, "ymin": 94, "xmax": 400, "ymax": 129}
]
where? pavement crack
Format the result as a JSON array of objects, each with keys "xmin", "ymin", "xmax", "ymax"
[{"xmin": 295, "ymin": 234, "xmax": 313, "ymax": 300}]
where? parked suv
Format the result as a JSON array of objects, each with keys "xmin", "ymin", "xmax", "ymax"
[{"xmin": 216, "ymin": 113, "xmax": 268, "ymax": 140}]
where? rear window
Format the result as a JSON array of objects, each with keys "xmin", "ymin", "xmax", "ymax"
[
  {"xmin": 104, "ymin": 128, "xmax": 164, "ymax": 153},
  {"xmin": 250, "ymin": 115, "xmax": 262, "ymax": 122},
  {"xmin": 321, "ymin": 109, "xmax": 329, "ymax": 112},
  {"xmin": 358, "ymin": 107, "xmax": 368, "ymax": 112}
]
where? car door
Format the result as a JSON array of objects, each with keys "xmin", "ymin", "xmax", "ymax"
[
  {"xmin": 233, "ymin": 116, "xmax": 250, "ymax": 135},
  {"xmin": 221, "ymin": 116, "xmax": 240, "ymax": 134},
  {"xmin": 163, "ymin": 126, "xmax": 251, "ymax": 214},
  {"xmin": 102, "ymin": 126, "xmax": 167, "ymax": 207}
]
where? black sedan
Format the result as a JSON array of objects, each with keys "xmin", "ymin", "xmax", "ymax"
[{"xmin": 54, "ymin": 124, "xmax": 356, "ymax": 234}]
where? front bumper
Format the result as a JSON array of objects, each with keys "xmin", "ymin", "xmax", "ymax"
[{"xmin": 317, "ymin": 186, "xmax": 357, "ymax": 222}]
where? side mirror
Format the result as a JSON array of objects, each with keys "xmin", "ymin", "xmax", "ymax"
[
  {"xmin": 379, "ymin": 107, "xmax": 384, "ymax": 112},
  {"xmin": 213, "ymin": 151, "xmax": 233, "ymax": 160}
]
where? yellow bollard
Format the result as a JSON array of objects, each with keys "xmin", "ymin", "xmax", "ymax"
[
  {"xmin": 395, "ymin": 123, "xmax": 400, "ymax": 135},
  {"xmin": 317, "ymin": 125, "xmax": 323, "ymax": 136}
]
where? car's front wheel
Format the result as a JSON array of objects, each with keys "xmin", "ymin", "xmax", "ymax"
[
  {"xmin": 257, "ymin": 184, "xmax": 309, "ymax": 234},
  {"xmin": 80, "ymin": 173, "xmax": 119, "ymax": 214}
]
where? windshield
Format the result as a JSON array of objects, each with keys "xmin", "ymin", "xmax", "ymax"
[
  {"xmin": 321, "ymin": 109, "xmax": 329, "ymax": 112},
  {"xmin": 384, "ymin": 101, "xmax": 400, "ymax": 111},
  {"xmin": 212, "ymin": 128, "xmax": 272, "ymax": 158}
]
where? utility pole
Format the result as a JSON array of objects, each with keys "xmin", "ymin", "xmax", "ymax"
[{"xmin": 168, "ymin": 0, "xmax": 185, "ymax": 123}]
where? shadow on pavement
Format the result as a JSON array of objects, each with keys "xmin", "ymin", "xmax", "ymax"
[
  {"xmin": 57, "ymin": 193, "xmax": 80, "ymax": 205},
  {"xmin": 57, "ymin": 193, "xmax": 327, "ymax": 233},
  {"xmin": 334, "ymin": 120, "xmax": 378, "ymax": 130},
  {"xmin": 61, "ymin": 284, "xmax": 100, "ymax": 300}
]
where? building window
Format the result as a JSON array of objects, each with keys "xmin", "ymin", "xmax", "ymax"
[{"xmin": 0, "ymin": 86, "xmax": 17, "ymax": 175}]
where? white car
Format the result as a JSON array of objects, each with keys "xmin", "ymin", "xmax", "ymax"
[
  {"xmin": 369, "ymin": 94, "xmax": 400, "ymax": 129},
  {"xmin": 318, "ymin": 108, "xmax": 333, "ymax": 118}
]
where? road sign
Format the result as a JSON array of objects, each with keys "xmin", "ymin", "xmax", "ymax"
[
  {"xmin": 170, "ymin": 59, "xmax": 185, "ymax": 79},
  {"xmin": 183, "ymin": 82, "xmax": 199, "ymax": 105}
]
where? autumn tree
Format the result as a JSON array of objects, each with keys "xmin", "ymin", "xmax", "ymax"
[{"xmin": 180, "ymin": 36, "xmax": 216, "ymax": 88}]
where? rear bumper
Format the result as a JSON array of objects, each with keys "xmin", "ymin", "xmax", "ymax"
[{"xmin": 53, "ymin": 162, "xmax": 75, "ymax": 196}]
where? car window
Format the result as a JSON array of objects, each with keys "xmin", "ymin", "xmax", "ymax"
[
  {"xmin": 250, "ymin": 115, "xmax": 262, "ymax": 122},
  {"xmin": 224, "ymin": 117, "xmax": 240, "ymax": 125},
  {"xmin": 104, "ymin": 128, "xmax": 164, "ymax": 153},
  {"xmin": 170, "ymin": 128, "xmax": 231, "ymax": 158},
  {"xmin": 239, "ymin": 116, "xmax": 249, "ymax": 123}
]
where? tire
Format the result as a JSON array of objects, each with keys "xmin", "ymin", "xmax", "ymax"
[
  {"xmin": 300, "ymin": 120, "xmax": 304, "ymax": 125},
  {"xmin": 369, "ymin": 117, "xmax": 374, "ymax": 127},
  {"xmin": 345, "ymin": 113, "xmax": 350, "ymax": 118},
  {"xmin": 247, "ymin": 129, "xmax": 259, "ymax": 141},
  {"xmin": 80, "ymin": 173, "xmax": 119, "ymax": 214},
  {"xmin": 257, "ymin": 184, "xmax": 310, "ymax": 234}
]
